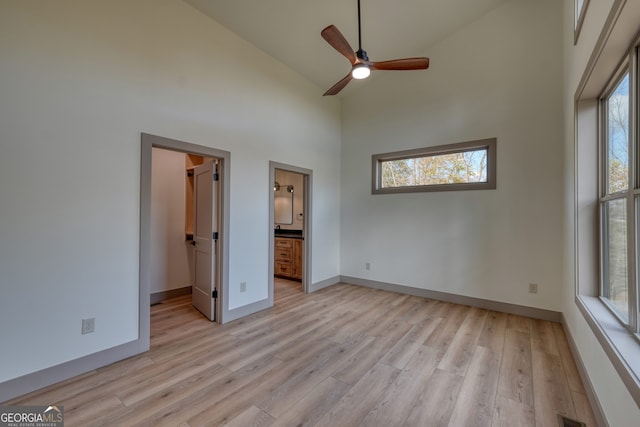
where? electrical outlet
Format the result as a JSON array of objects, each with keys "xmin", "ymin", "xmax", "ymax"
[
  {"xmin": 240, "ymin": 281, "xmax": 247, "ymax": 292},
  {"xmin": 81, "ymin": 318, "xmax": 95, "ymax": 335},
  {"xmin": 529, "ymin": 283, "xmax": 538, "ymax": 294},
  {"xmin": 365, "ymin": 262, "xmax": 371, "ymax": 271}
]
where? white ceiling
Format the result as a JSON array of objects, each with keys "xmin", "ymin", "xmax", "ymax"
[{"xmin": 183, "ymin": 0, "xmax": 511, "ymax": 97}]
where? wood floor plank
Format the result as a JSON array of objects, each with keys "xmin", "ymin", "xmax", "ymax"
[
  {"xmin": 478, "ymin": 311, "xmax": 507, "ymax": 352},
  {"xmin": 448, "ymin": 346, "xmax": 501, "ymax": 427},
  {"xmin": 315, "ymin": 310, "xmax": 363, "ymax": 342},
  {"xmin": 269, "ymin": 377, "xmax": 350, "ymax": 427},
  {"xmin": 186, "ymin": 355, "xmax": 319, "ymax": 426},
  {"xmin": 570, "ymin": 390, "xmax": 598, "ymax": 427},
  {"xmin": 64, "ymin": 395, "xmax": 124, "ymax": 427},
  {"xmin": 437, "ymin": 307, "xmax": 488, "ymax": 376},
  {"xmin": 380, "ymin": 317, "xmax": 441, "ymax": 369},
  {"xmin": 100, "ymin": 363, "xmax": 231, "ymax": 426},
  {"xmin": 95, "ymin": 355, "xmax": 156, "ymax": 377},
  {"xmin": 224, "ymin": 405, "xmax": 275, "ymax": 427},
  {"xmin": 492, "ymin": 395, "xmax": 535, "ymax": 427},
  {"xmin": 342, "ymin": 294, "xmax": 406, "ymax": 340},
  {"xmin": 215, "ymin": 314, "xmax": 330, "ymax": 371},
  {"xmin": 313, "ymin": 363, "xmax": 400, "ymax": 427},
  {"xmin": 360, "ymin": 345, "xmax": 440, "ymax": 427},
  {"xmin": 115, "ymin": 358, "xmax": 225, "ymax": 406},
  {"xmin": 531, "ymin": 349, "xmax": 576, "ymax": 426},
  {"xmin": 405, "ymin": 316, "xmax": 442, "ymax": 342},
  {"xmin": 257, "ymin": 334, "xmax": 375, "ymax": 418},
  {"xmin": 330, "ymin": 336, "xmax": 385, "ymax": 385},
  {"xmin": 427, "ymin": 300, "xmax": 458, "ymax": 318},
  {"xmin": 423, "ymin": 303, "xmax": 469, "ymax": 360},
  {"xmin": 552, "ymin": 322, "xmax": 584, "ymax": 393},
  {"xmin": 382, "ymin": 295, "xmax": 424, "ymax": 322},
  {"xmin": 497, "ymin": 329, "xmax": 534, "ymax": 407},
  {"xmin": 397, "ymin": 298, "xmax": 436, "ymax": 324},
  {"xmin": 331, "ymin": 320, "xmax": 413, "ymax": 385},
  {"xmin": 134, "ymin": 355, "xmax": 285, "ymax": 426},
  {"xmin": 272, "ymin": 333, "xmax": 335, "ymax": 362},
  {"xmin": 328, "ymin": 305, "xmax": 385, "ymax": 343},
  {"xmin": 531, "ymin": 319, "xmax": 560, "ymax": 356},
  {"xmin": 402, "ymin": 369, "xmax": 463, "ymax": 427},
  {"xmin": 506, "ymin": 313, "xmax": 532, "ymax": 333},
  {"xmin": 149, "ymin": 325, "xmax": 237, "ymax": 364}
]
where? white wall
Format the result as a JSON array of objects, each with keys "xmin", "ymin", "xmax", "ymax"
[
  {"xmin": 0, "ymin": 0, "xmax": 341, "ymax": 384},
  {"xmin": 341, "ymin": 0, "xmax": 564, "ymax": 311},
  {"xmin": 562, "ymin": 0, "xmax": 640, "ymax": 425},
  {"xmin": 151, "ymin": 148, "xmax": 192, "ymax": 294}
]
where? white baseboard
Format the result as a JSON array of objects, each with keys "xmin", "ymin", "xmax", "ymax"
[
  {"xmin": 309, "ymin": 275, "xmax": 341, "ymax": 292},
  {"xmin": 340, "ymin": 276, "xmax": 562, "ymax": 322},
  {"xmin": 561, "ymin": 313, "xmax": 609, "ymax": 427},
  {"xmin": 150, "ymin": 286, "xmax": 192, "ymax": 305}
]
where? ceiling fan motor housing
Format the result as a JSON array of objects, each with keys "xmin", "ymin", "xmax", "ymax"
[{"xmin": 356, "ymin": 48, "xmax": 369, "ymax": 62}]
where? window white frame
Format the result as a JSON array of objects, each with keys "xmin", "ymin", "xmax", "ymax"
[
  {"xmin": 599, "ymin": 60, "xmax": 637, "ymax": 330},
  {"xmin": 371, "ymin": 138, "xmax": 497, "ymax": 194},
  {"xmin": 574, "ymin": 0, "xmax": 590, "ymax": 44}
]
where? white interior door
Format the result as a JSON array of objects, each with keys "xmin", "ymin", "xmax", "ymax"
[{"xmin": 192, "ymin": 160, "xmax": 218, "ymax": 321}]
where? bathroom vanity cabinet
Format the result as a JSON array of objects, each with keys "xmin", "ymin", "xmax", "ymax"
[{"xmin": 275, "ymin": 236, "xmax": 303, "ymax": 280}]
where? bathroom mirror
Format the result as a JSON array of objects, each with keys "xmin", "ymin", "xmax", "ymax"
[{"xmin": 274, "ymin": 185, "xmax": 293, "ymax": 224}]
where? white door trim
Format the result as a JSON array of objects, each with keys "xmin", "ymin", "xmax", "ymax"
[{"xmin": 141, "ymin": 133, "xmax": 230, "ymax": 326}]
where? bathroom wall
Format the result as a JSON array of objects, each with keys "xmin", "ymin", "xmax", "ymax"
[{"xmin": 274, "ymin": 169, "xmax": 304, "ymax": 231}]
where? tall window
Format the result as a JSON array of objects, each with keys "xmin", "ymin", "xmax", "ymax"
[{"xmin": 600, "ymin": 60, "xmax": 637, "ymax": 330}]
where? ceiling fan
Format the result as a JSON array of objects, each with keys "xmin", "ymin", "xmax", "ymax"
[{"xmin": 321, "ymin": 0, "xmax": 430, "ymax": 96}]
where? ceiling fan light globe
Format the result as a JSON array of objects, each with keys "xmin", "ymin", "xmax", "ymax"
[{"xmin": 352, "ymin": 64, "xmax": 370, "ymax": 79}]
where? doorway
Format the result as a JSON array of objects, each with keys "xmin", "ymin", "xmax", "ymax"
[
  {"xmin": 269, "ymin": 161, "xmax": 312, "ymax": 303},
  {"xmin": 141, "ymin": 134, "xmax": 230, "ymax": 345}
]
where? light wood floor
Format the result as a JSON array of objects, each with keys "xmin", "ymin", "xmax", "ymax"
[{"xmin": 6, "ymin": 280, "xmax": 597, "ymax": 427}]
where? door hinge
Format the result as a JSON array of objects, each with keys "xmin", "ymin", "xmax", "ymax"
[
  {"xmin": 213, "ymin": 172, "xmax": 219, "ymax": 181},
  {"xmin": 212, "ymin": 231, "xmax": 219, "ymax": 240},
  {"xmin": 212, "ymin": 290, "xmax": 218, "ymax": 299}
]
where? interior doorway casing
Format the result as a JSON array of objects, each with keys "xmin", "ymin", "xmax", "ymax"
[
  {"xmin": 141, "ymin": 133, "xmax": 231, "ymax": 335},
  {"xmin": 269, "ymin": 161, "xmax": 312, "ymax": 301}
]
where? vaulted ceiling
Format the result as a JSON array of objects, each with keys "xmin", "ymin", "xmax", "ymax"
[{"xmin": 183, "ymin": 0, "xmax": 511, "ymax": 97}]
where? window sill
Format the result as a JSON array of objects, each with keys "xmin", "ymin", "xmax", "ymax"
[{"xmin": 577, "ymin": 295, "xmax": 640, "ymax": 407}]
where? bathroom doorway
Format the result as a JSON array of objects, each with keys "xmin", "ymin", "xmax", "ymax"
[{"xmin": 269, "ymin": 162, "xmax": 312, "ymax": 302}]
